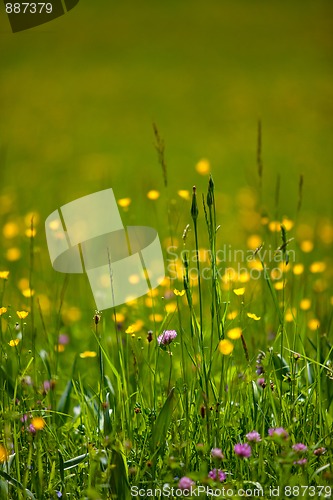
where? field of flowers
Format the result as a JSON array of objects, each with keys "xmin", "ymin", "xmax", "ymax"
[{"xmin": 0, "ymin": 135, "xmax": 332, "ymax": 498}]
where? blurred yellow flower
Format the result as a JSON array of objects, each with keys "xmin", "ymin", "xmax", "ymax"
[
  {"xmin": 145, "ymin": 297, "xmax": 153, "ymax": 308},
  {"xmin": 300, "ymin": 298, "xmax": 311, "ymax": 311},
  {"xmin": 308, "ymin": 319, "xmax": 320, "ymax": 331},
  {"xmin": 3, "ymin": 222, "xmax": 19, "ymax": 239},
  {"xmin": 165, "ymin": 302, "xmax": 177, "ymax": 313},
  {"xmin": 17, "ymin": 311, "xmax": 29, "ymax": 319},
  {"xmin": 80, "ymin": 351, "xmax": 97, "ymax": 358},
  {"xmin": 147, "ymin": 190, "xmax": 160, "ymax": 200},
  {"xmin": 62, "ymin": 306, "xmax": 82, "ymax": 323},
  {"xmin": 248, "ymin": 260, "xmax": 262, "ymax": 271},
  {"xmin": 268, "ymin": 221, "xmax": 280, "ymax": 232},
  {"xmin": 227, "ymin": 310, "xmax": 238, "ymax": 320},
  {"xmin": 247, "ymin": 312, "xmax": 261, "ymax": 321},
  {"xmin": 8, "ymin": 339, "xmax": 20, "ymax": 347},
  {"xmin": 126, "ymin": 325, "xmax": 135, "ymax": 334},
  {"xmin": 309, "ymin": 261, "xmax": 326, "ymax": 273},
  {"xmin": 56, "ymin": 344, "xmax": 65, "ymax": 353},
  {"xmin": 222, "ymin": 268, "xmax": 237, "ymax": 283},
  {"xmin": 0, "ymin": 271, "xmax": 10, "ymax": 280},
  {"xmin": 246, "ymin": 234, "xmax": 262, "ymax": 250},
  {"xmin": 233, "ymin": 287, "xmax": 245, "ymax": 296},
  {"xmin": 218, "ymin": 339, "xmax": 234, "ymax": 355},
  {"xmin": 24, "ymin": 211, "xmax": 40, "ymax": 227},
  {"xmin": 114, "ymin": 312, "xmax": 125, "ymax": 323},
  {"xmin": 293, "ymin": 263, "xmax": 304, "ymax": 275},
  {"xmin": 149, "ymin": 313, "xmax": 163, "ymax": 322},
  {"xmin": 195, "ymin": 158, "xmax": 210, "ymax": 175},
  {"xmin": 285, "ymin": 308, "xmax": 296, "ymax": 322},
  {"xmin": 238, "ymin": 271, "xmax": 250, "ymax": 283},
  {"xmin": 281, "ymin": 217, "xmax": 294, "ymax": 231},
  {"xmin": 227, "ymin": 327, "xmax": 242, "ymax": 339},
  {"xmin": 6, "ymin": 247, "xmax": 21, "ymax": 261},
  {"xmin": 0, "ymin": 444, "xmax": 9, "ymax": 463},
  {"xmin": 300, "ymin": 240, "xmax": 313, "ymax": 253},
  {"xmin": 31, "ymin": 417, "xmax": 45, "ymax": 431},
  {"xmin": 174, "ymin": 288, "xmax": 185, "ymax": 296},
  {"xmin": 0, "ymin": 307, "xmax": 7, "ymax": 315},
  {"xmin": 177, "ymin": 190, "xmax": 191, "ymax": 200},
  {"xmin": 22, "ymin": 288, "xmax": 34, "ymax": 298},
  {"xmin": 118, "ymin": 198, "xmax": 131, "ymax": 208},
  {"xmin": 274, "ymin": 281, "xmax": 285, "ymax": 291},
  {"xmin": 25, "ymin": 228, "xmax": 36, "ymax": 238}
]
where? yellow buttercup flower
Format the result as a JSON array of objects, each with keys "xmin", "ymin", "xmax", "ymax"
[
  {"xmin": 218, "ymin": 339, "xmax": 234, "ymax": 355},
  {"xmin": 80, "ymin": 351, "xmax": 97, "ymax": 358},
  {"xmin": 227, "ymin": 327, "xmax": 242, "ymax": 340},
  {"xmin": 118, "ymin": 198, "xmax": 131, "ymax": 208},
  {"xmin": 177, "ymin": 190, "xmax": 191, "ymax": 201},
  {"xmin": 195, "ymin": 159, "xmax": 210, "ymax": 175},
  {"xmin": 0, "ymin": 444, "xmax": 9, "ymax": 463},
  {"xmin": 227, "ymin": 310, "xmax": 238, "ymax": 320},
  {"xmin": 300, "ymin": 240, "xmax": 313, "ymax": 253},
  {"xmin": 174, "ymin": 289, "xmax": 185, "ymax": 297},
  {"xmin": 17, "ymin": 311, "xmax": 29, "ymax": 319},
  {"xmin": 247, "ymin": 312, "xmax": 261, "ymax": 321},
  {"xmin": 233, "ymin": 287, "xmax": 245, "ymax": 296},
  {"xmin": 309, "ymin": 262, "xmax": 326, "ymax": 274},
  {"xmin": 308, "ymin": 319, "xmax": 320, "ymax": 331},
  {"xmin": 6, "ymin": 247, "xmax": 21, "ymax": 261},
  {"xmin": 300, "ymin": 298, "xmax": 311, "ymax": 311},
  {"xmin": 0, "ymin": 271, "xmax": 10, "ymax": 280},
  {"xmin": 31, "ymin": 417, "xmax": 45, "ymax": 431},
  {"xmin": 147, "ymin": 190, "xmax": 160, "ymax": 200},
  {"xmin": 0, "ymin": 307, "xmax": 7, "ymax": 316},
  {"xmin": 293, "ymin": 263, "xmax": 304, "ymax": 275},
  {"xmin": 8, "ymin": 339, "xmax": 20, "ymax": 347}
]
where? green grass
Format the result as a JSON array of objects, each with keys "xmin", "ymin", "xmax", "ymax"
[
  {"xmin": 0, "ymin": 167, "xmax": 332, "ymax": 498},
  {"xmin": 0, "ymin": 1, "xmax": 332, "ymax": 497}
]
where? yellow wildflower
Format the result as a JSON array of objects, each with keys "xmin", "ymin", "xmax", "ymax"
[
  {"xmin": 30, "ymin": 417, "xmax": 45, "ymax": 431},
  {"xmin": 0, "ymin": 444, "xmax": 9, "ymax": 463},
  {"xmin": 308, "ymin": 319, "xmax": 320, "ymax": 331},
  {"xmin": 118, "ymin": 198, "xmax": 131, "ymax": 208},
  {"xmin": 17, "ymin": 311, "xmax": 29, "ymax": 319},
  {"xmin": 247, "ymin": 312, "xmax": 261, "ymax": 321},
  {"xmin": 174, "ymin": 288, "xmax": 185, "ymax": 296},
  {"xmin": 233, "ymin": 287, "xmax": 245, "ymax": 296},
  {"xmin": 227, "ymin": 327, "xmax": 242, "ymax": 340},
  {"xmin": 300, "ymin": 240, "xmax": 313, "ymax": 253},
  {"xmin": 0, "ymin": 271, "xmax": 9, "ymax": 280},
  {"xmin": 195, "ymin": 158, "xmax": 210, "ymax": 175},
  {"xmin": 147, "ymin": 190, "xmax": 160, "ymax": 200},
  {"xmin": 300, "ymin": 298, "xmax": 311, "ymax": 311},
  {"xmin": 293, "ymin": 263, "xmax": 304, "ymax": 275},
  {"xmin": 177, "ymin": 190, "xmax": 191, "ymax": 201},
  {"xmin": 8, "ymin": 339, "xmax": 20, "ymax": 347},
  {"xmin": 0, "ymin": 307, "xmax": 7, "ymax": 315},
  {"xmin": 309, "ymin": 262, "xmax": 326, "ymax": 273},
  {"xmin": 218, "ymin": 339, "xmax": 234, "ymax": 355},
  {"xmin": 80, "ymin": 351, "xmax": 97, "ymax": 358}
]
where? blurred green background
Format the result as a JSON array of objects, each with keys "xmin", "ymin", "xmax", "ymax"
[{"xmin": 0, "ymin": 0, "xmax": 332, "ymax": 289}]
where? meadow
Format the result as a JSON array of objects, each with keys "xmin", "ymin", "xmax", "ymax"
[{"xmin": 0, "ymin": 1, "xmax": 333, "ymax": 498}]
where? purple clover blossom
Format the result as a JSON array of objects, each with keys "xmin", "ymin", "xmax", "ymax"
[
  {"xmin": 157, "ymin": 330, "xmax": 177, "ymax": 346},
  {"xmin": 211, "ymin": 448, "xmax": 224, "ymax": 459},
  {"xmin": 28, "ymin": 424, "xmax": 36, "ymax": 434},
  {"xmin": 268, "ymin": 427, "xmax": 289, "ymax": 440},
  {"xmin": 246, "ymin": 431, "xmax": 261, "ymax": 443},
  {"xmin": 208, "ymin": 469, "xmax": 227, "ymax": 482},
  {"xmin": 178, "ymin": 476, "xmax": 195, "ymax": 490},
  {"xmin": 292, "ymin": 443, "xmax": 308, "ymax": 453},
  {"xmin": 234, "ymin": 443, "xmax": 251, "ymax": 458},
  {"xmin": 293, "ymin": 458, "xmax": 307, "ymax": 466},
  {"xmin": 58, "ymin": 334, "xmax": 69, "ymax": 345},
  {"xmin": 257, "ymin": 378, "xmax": 266, "ymax": 388}
]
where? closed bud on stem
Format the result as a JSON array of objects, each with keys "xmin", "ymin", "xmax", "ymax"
[{"xmin": 191, "ymin": 186, "xmax": 199, "ymax": 220}]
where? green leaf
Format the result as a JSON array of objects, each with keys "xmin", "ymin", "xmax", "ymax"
[
  {"xmin": 63, "ymin": 453, "xmax": 88, "ymax": 470},
  {"xmin": 0, "ymin": 471, "xmax": 36, "ymax": 499},
  {"xmin": 151, "ymin": 387, "xmax": 176, "ymax": 452},
  {"xmin": 56, "ymin": 380, "xmax": 73, "ymax": 425}
]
